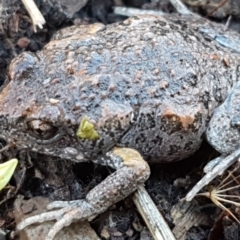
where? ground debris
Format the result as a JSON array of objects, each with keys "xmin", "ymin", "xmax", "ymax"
[
  {"xmin": 14, "ymin": 196, "xmax": 100, "ymax": 240},
  {"xmin": 171, "ymin": 199, "xmax": 212, "ymax": 240}
]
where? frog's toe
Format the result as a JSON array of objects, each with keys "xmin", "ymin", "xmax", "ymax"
[
  {"xmin": 203, "ymin": 156, "xmax": 225, "ymax": 173},
  {"xmin": 41, "ymin": 207, "xmax": 91, "ymax": 240},
  {"xmin": 17, "ymin": 208, "xmax": 69, "ymax": 230},
  {"xmin": 17, "ymin": 200, "xmax": 96, "ymax": 240},
  {"xmin": 47, "ymin": 200, "xmax": 85, "ymax": 209}
]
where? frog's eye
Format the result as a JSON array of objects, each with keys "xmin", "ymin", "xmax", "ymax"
[{"xmin": 27, "ymin": 120, "xmax": 58, "ymax": 140}]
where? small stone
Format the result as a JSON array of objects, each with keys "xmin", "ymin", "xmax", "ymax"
[
  {"xmin": 100, "ymin": 227, "xmax": 110, "ymax": 239},
  {"xmin": 112, "ymin": 231, "xmax": 122, "ymax": 237},
  {"xmin": 17, "ymin": 38, "xmax": 30, "ymax": 48},
  {"xmin": 125, "ymin": 228, "xmax": 134, "ymax": 237},
  {"xmin": 132, "ymin": 220, "xmax": 143, "ymax": 232},
  {"xmin": 21, "ymin": 201, "xmax": 35, "ymax": 214}
]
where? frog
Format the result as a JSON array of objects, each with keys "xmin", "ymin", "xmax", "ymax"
[{"xmin": 1, "ymin": 14, "xmax": 240, "ymax": 239}]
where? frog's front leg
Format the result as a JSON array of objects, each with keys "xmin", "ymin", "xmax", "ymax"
[
  {"xmin": 17, "ymin": 147, "xmax": 150, "ymax": 240},
  {"xmin": 186, "ymin": 81, "xmax": 240, "ymax": 201}
]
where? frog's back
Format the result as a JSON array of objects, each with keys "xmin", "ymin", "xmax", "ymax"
[
  {"xmin": 35, "ymin": 16, "xmax": 240, "ymax": 110},
  {"xmin": 2, "ymin": 15, "xmax": 240, "ymax": 162}
]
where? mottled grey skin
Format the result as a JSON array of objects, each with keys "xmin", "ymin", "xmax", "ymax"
[
  {"xmin": 2, "ymin": 15, "xmax": 240, "ymax": 239},
  {"xmin": 207, "ymin": 81, "xmax": 240, "ymax": 155},
  {"xmin": 1, "ymin": 15, "xmax": 240, "ymax": 163}
]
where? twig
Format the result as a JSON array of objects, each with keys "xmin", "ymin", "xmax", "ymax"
[
  {"xmin": 168, "ymin": 0, "xmax": 192, "ymax": 15},
  {"xmin": 224, "ymin": 15, "xmax": 232, "ymax": 31},
  {"xmin": 21, "ymin": 0, "xmax": 46, "ymax": 32},
  {"xmin": 114, "ymin": 7, "xmax": 165, "ymax": 17},
  {"xmin": 114, "ymin": 2, "xmax": 193, "ymax": 18},
  {"xmin": 133, "ymin": 185, "xmax": 176, "ymax": 240},
  {"xmin": 206, "ymin": 0, "xmax": 229, "ymax": 17}
]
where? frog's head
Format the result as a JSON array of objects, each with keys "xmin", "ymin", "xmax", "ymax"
[
  {"xmin": 207, "ymin": 82, "xmax": 240, "ymax": 155},
  {"xmin": 0, "ymin": 52, "xmax": 134, "ymax": 161}
]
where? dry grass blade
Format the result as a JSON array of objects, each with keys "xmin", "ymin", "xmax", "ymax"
[
  {"xmin": 21, "ymin": 0, "xmax": 46, "ymax": 32},
  {"xmin": 133, "ymin": 185, "xmax": 176, "ymax": 240}
]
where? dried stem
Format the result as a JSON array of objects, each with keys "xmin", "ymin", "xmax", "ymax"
[
  {"xmin": 133, "ymin": 185, "xmax": 176, "ymax": 240},
  {"xmin": 21, "ymin": 0, "xmax": 46, "ymax": 32}
]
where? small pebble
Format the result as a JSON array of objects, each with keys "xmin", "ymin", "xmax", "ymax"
[
  {"xmin": 17, "ymin": 37, "xmax": 30, "ymax": 48},
  {"xmin": 100, "ymin": 227, "xmax": 110, "ymax": 239},
  {"xmin": 125, "ymin": 228, "xmax": 134, "ymax": 237},
  {"xmin": 112, "ymin": 230, "xmax": 123, "ymax": 237}
]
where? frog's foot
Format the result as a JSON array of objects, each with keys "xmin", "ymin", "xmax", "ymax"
[
  {"xmin": 17, "ymin": 147, "xmax": 150, "ymax": 240},
  {"xmin": 203, "ymin": 156, "xmax": 226, "ymax": 173},
  {"xmin": 17, "ymin": 200, "xmax": 96, "ymax": 240},
  {"xmin": 186, "ymin": 148, "xmax": 240, "ymax": 201}
]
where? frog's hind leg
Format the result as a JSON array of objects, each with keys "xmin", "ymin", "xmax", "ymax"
[
  {"xmin": 203, "ymin": 156, "xmax": 226, "ymax": 173},
  {"xmin": 17, "ymin": 147, "xmax": 150, "ymax": 240}
]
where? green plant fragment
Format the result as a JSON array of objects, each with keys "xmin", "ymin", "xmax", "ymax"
[
  {"xmin": 76, "ymin": 116, "xmax": 100, "ymax": 140},
  {"xmin": 0, "ymin": 158, "xmax": 18, "ymax": 191}
]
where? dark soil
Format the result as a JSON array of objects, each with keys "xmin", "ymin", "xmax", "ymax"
[{"xmin": 1, "ymin": 1, "xmax": 240, "ymax": 239}]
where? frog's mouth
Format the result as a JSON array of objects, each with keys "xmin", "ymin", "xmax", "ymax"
[{"xmin": 31, "ymin": 131, "xmax": 65, "ymax": 145}]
